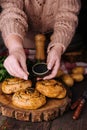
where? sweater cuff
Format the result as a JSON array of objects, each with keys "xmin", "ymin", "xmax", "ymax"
[
  {"xmin": 47, "ymin": 29, "xmax": 75, "ymax": 53},
  {"xmin": 47, "ymin": 41, "xmax": 65, "ymax": 54},
  {"xmin": 47, "ymin": 33, "xmax": 66, "ymax": 54},
  {"xmin": 1, "ymin": 20, "xmax": 27, "ymax": 43}
]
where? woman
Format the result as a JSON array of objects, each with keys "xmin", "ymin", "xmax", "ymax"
[{"xmin": 0, "ymin": 0, "xmax": 81, "ymax": 80}]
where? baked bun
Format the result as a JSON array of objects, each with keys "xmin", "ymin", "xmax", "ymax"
[
  {"xmin": 71, "ymin": 73, "xmax": 84, "ymax": 82},
  {"xmin": 71, "ymin": 66, "xmax": 85, "ymax": 74},
  {"xmin": 1, "ymin": 77, "xmax": 32, "ymax": 94},
  {"xmin": 62, "ymin": 74, "xmax": 74, "ymax": 87},
  {"xmin": 55, "ymin": 69, "xmax": 64, "ymax": 78},
  {"xmin": 12, "ymin": 88, "xmax": 46, "ymax": 109},
  {"xmin": 36, "ymin": 79, "xmax": 67, "ymax": 99}
]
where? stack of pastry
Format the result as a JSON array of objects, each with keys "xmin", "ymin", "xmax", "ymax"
[
  {"xmin": 2, "ymin": 66, "xmax": 84, "ymax": 110},
  {"xmin": 12, "ymin": 87, "xmax": 46, "ymax": 109},
  {"xmin": 1, "ymin": 77, "xmax": 67, "ymax": 110},
  {"xmin": 1, "ymin": 77, "xmax": 46, "ymax": 109},
  {"xmin": 36, "ymin": 79, "xmax": 67, "ymax": 99}
]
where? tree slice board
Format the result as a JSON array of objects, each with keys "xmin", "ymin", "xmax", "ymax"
[{"xmin": 0, "ymin": 83, "xmax": 71, "ymax": 122}]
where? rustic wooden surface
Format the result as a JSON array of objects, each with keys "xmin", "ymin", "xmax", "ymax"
[
  {"xmin": 0, "ymin": 82, "xmax": 70, "ymax": 122},
  {"xmin": 0, "ymin": 33, "xmax": 87, "ymax": 129},
  {"xmin": 0, "ymin": 76, "xmax": 87, "ymax": 130}
]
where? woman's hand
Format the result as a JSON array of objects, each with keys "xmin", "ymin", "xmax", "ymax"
[
  {"xmin": 3, "ymin": 34, "xmax": 29, "ymax": 80},
  {"xmin": 43, "ymin": 45, "xmax": 63, "ymax": 80},
  {"xmin": 4, "ymin": 47, "xmax": 29, "ymax": 80}
]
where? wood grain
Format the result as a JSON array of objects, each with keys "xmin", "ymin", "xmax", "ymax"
[{"xmin": 0, "ymin": 83, "xmax": 71, "ymax": 122}]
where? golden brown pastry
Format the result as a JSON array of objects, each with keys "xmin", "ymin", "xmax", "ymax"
[
  {"xmin": 71, "ymin": 66, "xmax": 85, "ymax": 74},
  {"xmin": 1, "ymin": 77, "xmax": 32, "ymax": 94},
  {"xmin": 36, "ymin": 79, "xmax": 67, "ymax": 99},
  {"xmin": 71, "ymin": 73, "xmax": 84, "ymax": 82},
  {"xmin": 12, "ymin": 88, "xmax": 46, "ymax": 109},
  {"xmin": 62, "ymin": 74, "xmax": 74, "ymax": 87},
  {"xmin": 55, "ymin": 69, "xmax": 64, "ymax": 78}
]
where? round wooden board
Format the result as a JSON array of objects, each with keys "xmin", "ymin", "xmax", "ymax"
[{"xmin": 0, "ymin": 83, "xmax": 71, "ymax": 122}]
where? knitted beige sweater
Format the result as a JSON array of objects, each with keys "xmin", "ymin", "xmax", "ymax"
[{"xmin": 0, "ymin": 0, "xmax": 81, "ymax": 52}]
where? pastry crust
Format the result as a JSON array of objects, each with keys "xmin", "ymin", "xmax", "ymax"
[
  {"xmin": 1, "ymin": 77, "xmax": 32, "ymax": 94},
  {"xmin": 12, "ymin": 88, "xmax": 46, "ymax": 109},
  {"xmin": 62, "ymin": 74, "xmax": 74, "ymax": 87},
  {"xmin": 55, "ymin": 69, "xmax": 64, "ymax": 78},
  {"xmin": 72, "ymin": 66, "xmax": 85, "ymax": 74},
  {"xmin": 36, "ymin": 79, "xmax": 67, "ymax": 99},
  {"xmin": 71, "ymin": 73, "xmax": 84, "ymax": 82}
]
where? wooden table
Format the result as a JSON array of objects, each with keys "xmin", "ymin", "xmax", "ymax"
[{"xmin": 0, "ymin": 75, "xmax": 87, "ymax": 130}]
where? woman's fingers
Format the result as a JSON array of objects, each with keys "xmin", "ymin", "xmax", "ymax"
[
  {"xmin": 4, "ymin": 56, "xmax": 28, "ymax": 80},
  {"xmin": 44, "ymin": 60, "xmax": 60, "ymax": 80},
  {"xmin": 19, "ymin": 56, "xmax": 29, "ymax": 75},
  {"xmin": 43, "ymin": 47, "xmax": 61, "ymax": 80}
]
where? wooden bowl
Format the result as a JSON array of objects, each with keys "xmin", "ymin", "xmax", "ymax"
[{"xmin": 32, "ymin": 62, "xmax": 50, "ymax": 77}]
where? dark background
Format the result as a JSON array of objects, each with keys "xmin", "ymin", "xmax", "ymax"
[
  {"xmin": 0, "ymin": 0, "xmax": 87, "ymax": 52},
  {"xmin": 66, "ymin": 0, "xmax": 87, "ymax": 52},
  {"xmin": 78, "ymin": 0, "xmax": 87, "ymax": 44}
]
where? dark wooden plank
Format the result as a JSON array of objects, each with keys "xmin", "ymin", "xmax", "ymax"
[
  {"xmin": 0, "ymin": 104, "xmax": 87, "ymax": 130},
  {"xmin": 50, "ymin": 104, "xmax": 87, "ymax": 130},
  {"xmin": 0, "ymin": 118, "xmax": 51, "ymax": 130},
  {"xmin": 0, "ymin": 113, "xmax": 7, "ymax": 127},
  {"xmin": 0, "ymin": 76, "xmax": 87, "ymax": 130}
]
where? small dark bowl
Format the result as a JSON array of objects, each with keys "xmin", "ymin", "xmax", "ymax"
[{"xmin": 32, "ymin": 62, "xmax": 50, "ymax": 77}]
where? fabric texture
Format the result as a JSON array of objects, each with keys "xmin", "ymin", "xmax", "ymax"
[
  {"xmin": 0, "ymin": 0, "xmax": 81, "ymax": 52},
  {"xmin": 60, "ymin": 61, "xmax": 87, "ymax": 74}
]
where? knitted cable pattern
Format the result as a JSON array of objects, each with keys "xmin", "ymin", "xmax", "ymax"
[{"xmin": 0, "ymin": 0, "xmax": 81, "ymax": 51}]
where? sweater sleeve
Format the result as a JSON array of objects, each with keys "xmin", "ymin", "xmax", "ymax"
[
  {"xmin": 0, "ymin": 0, "xmax": 28, "ymax": 42},
  {"xmin": 48, "ymin": 0, "xmax": 81, "ymax": 53}
]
